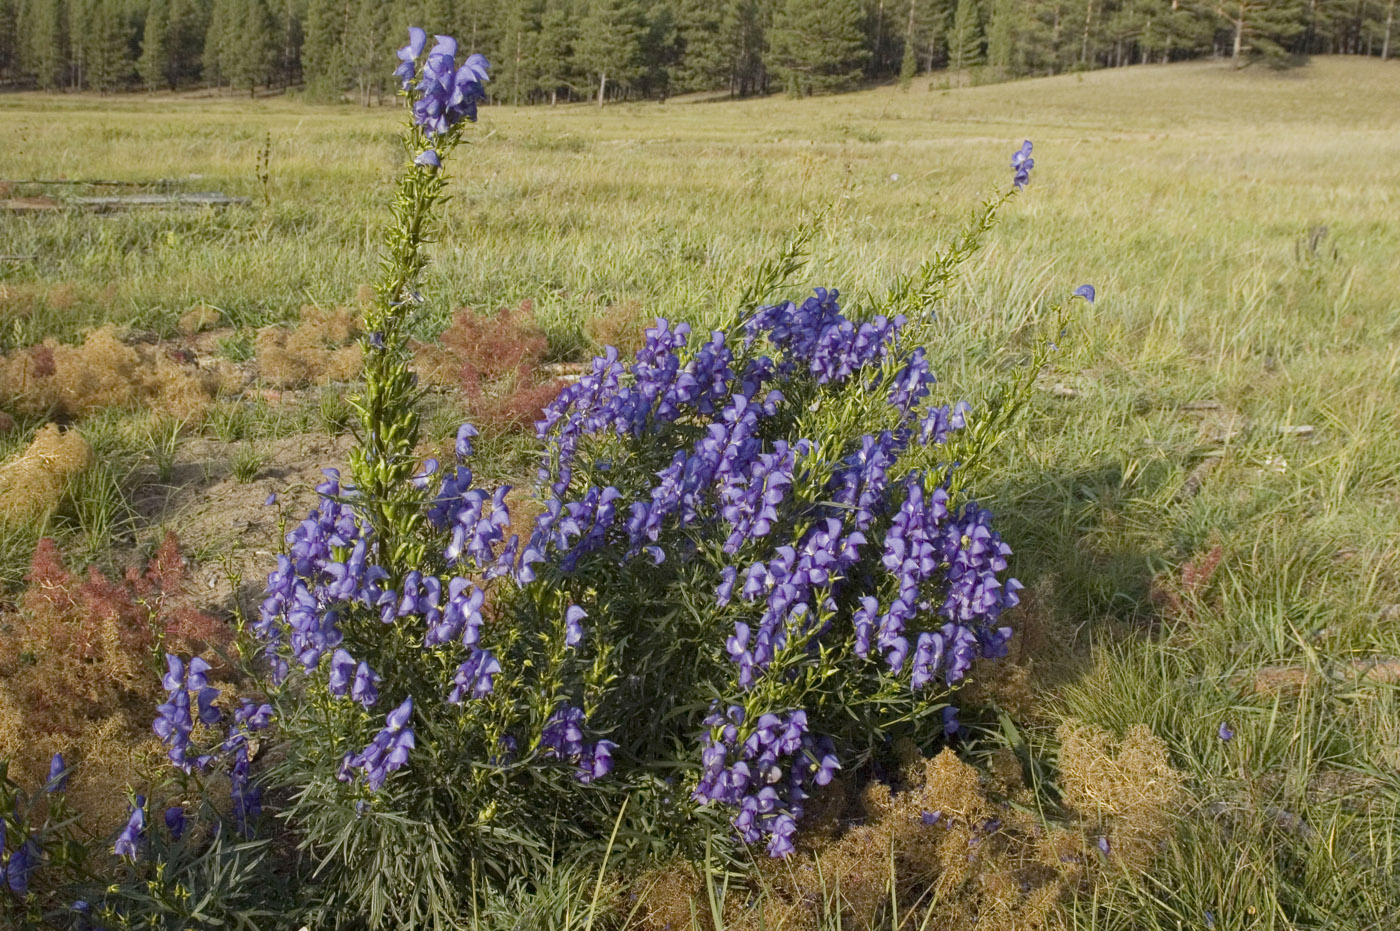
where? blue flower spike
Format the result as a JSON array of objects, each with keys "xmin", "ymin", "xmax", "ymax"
[{"xmin": 1011, "ymin": 140, "xmax": 1034, "ymax": 190}]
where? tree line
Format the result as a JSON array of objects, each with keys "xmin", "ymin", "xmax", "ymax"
[{"xmin": 0, "ymin": 0, "xmax": 1395, "ymax": 101}]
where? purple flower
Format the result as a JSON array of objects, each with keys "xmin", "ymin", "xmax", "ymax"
[
  {"xmin": 411, "ymin": 35, "xmax": 490, "ymax": 137},
  {"xmin": 448, "ymin": 650, "xmax": 502, "ymax": 702},
  {"xmin": 340, "ymin": 697, "xmax": 415, "ymax": 791},
  {"xmin": 395, "ymin": 27, "xmax": 427, "ymax": 89},
  {"xmin": 352, "ymin": 662, "xmax": 381, "ymax": 708},
  {"xmin": 456, "ymin": 423, "xmax": 478, "ymax": 459},
  {"xmin": 716, "ymin": 566, "xmax": 737, "ymax": 606},
  {"xmin": 5, "ymin": 836, "xmax": 39, "ymax": 894},
  {"xmin": 564, "ymin": 604, "xmax": 587, "ymax": 648},
  {"xmin": 1096, "ymin": 835, "xmax": 1111, "ymax": 858},
  {"xmin": 45, "ymin": 751, "xmax": 67, "ymax": 793},
  {"xmin": 114, "ymin": 796, "xmax": 146, "ymax": 859},
  {"xmin": 415, "ymin": 149, "xmax": 441, "ymax": 168},
  {"xmin": 327, "ymin": 648, "xmax": 356, "ymax": 697},
  {"xmin": 1011, "ymin": 140, "xmax": 1034, "ymax": 190},
  {"xmin": 942, "ymin": 706, "xmax": 960, "ymax": 738},
  {"xmin": 1218, "ymin": 722, "xmax": 1235, "ymax": 742},
  {"xmin": 1073, "ymin": 284, "xmax": 1096, "ymax": 303},
  {"xmin": 921, "ymin": 810, "xmax": 943, "ymax": 826},
  {"xmin": 164, "ymin": 806, "xmax": 186, "ymax": 839}
]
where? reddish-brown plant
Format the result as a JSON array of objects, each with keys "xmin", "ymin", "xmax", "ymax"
[
  {"xmin": 439, "ymin": 301, "xmax": 549, "ymax": 393},
  {"xmin": 0, "ymin": 533, "xmax": 233, "ymax": 829}
]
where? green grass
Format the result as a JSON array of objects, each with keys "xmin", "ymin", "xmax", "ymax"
[{"xmin": 2, "ymin": 56, "xmax": 1399, "ymax": 928}]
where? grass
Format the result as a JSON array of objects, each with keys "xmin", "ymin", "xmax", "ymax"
[{"xmin": 2, "ymin": 56, "xmax": 1399, "ymax": 928}]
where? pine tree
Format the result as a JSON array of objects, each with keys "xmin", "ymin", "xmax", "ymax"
[
  {"xmin": 139, "ymin": 0, "xmax": 171, "ymax": 89},
  {"xmin": 673, "ymin": 0, "xmax": 728, "ymax": 92},
  {"xmin": 723, "ymin": 0, "xmax": 769, "ymax": 96},
  {"xmin": 535, "ymin": 0, "xmax": 577, "ymax": 103},
  {"xmin": 985, "ymin": 0, "xmax": 1014, "ymax": 70},
  {"xmin": 1216, "ymin": 0, "xmax": 1306, "ymax": 66},
  {"xmin": 87, "ymin": 0, "xmax": 133, "ymax": 91},
  {"xmin": 22, "ymin": 0, "xmax": 65, "ymax": 88},
  {"xmin": 227, "ymin": 0, "xmax": 278, "ymax": 94},
  {"xmin": 1382, "ymin": 0, "xmax": 1397, "ymax": 59},
  {"xmin": 640, "ymin": 0, "xmax": 678, "ymax": 97},
  {"xmin": 347, "ymin": 0, "xmax": 389, "ymax": 104},
  {"xmin": 302, "ymin": 0, "xmax": 350, "ymax": 97},
  {"xmin": 205, "ymin": 0, "xmax": 231, "ymax": 85},
  {"xmin": 0, "ymin": 0, "xmax": 17, "ymax": 81},
  {"xmin": 167, "ymin": 0, "xmax": 208, "ymax": 85},
  {"xmin": 267, "ymin": 0, "xmax": 303, "ymax": 88},
  {"xmin": 496, "ymin": 0, "xmax": 544, "ymax": 105},
  {"xmin": 576, "ymin": 0, "xmax": 644, "ymax": 105},
  {"xmin": 767, "ymin": 0, "xmax": 869, "ymax": 96},
  {"xmin": 948, "ymin": 0, "xmax": 980, "ymax": 69},
  {"xmin": 899, "ymin": 32, "xmax": 917, "ymax": 87}
]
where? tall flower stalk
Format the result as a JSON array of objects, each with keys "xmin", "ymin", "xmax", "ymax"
[{"xmin": 347, "ymin": 30, "xmax": 489, "ymax": 574}]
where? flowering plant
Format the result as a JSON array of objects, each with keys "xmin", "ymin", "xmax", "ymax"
[{"xmin": 63, "ymin": 29, "xmax": 1093, "ymax": 931}]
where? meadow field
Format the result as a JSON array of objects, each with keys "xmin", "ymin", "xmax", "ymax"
[{"xmin": 1, "ymin": 56, "xmax": 1399, "ymax": 929}]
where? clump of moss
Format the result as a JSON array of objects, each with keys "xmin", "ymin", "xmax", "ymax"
[
  {"xmin": 255, "ymin": 306, "xmax": 363, "ymax": 388},
  {"xmin": 0, "ymin": 424, "xmax": 92, "ymax": 526},
  {"xmin": 0, "ymin": 326, "xmax": 228, "ymax": 421}
]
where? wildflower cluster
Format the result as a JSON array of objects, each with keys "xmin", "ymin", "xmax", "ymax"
[
  {"xmin": 148, "ymin": 654, "xmax": 273, "ymax": 839},
  {"xmin": 396, "ymin": 28, "xmax": 489, "ymax": 138},
  {"xmin": 130, "ymin": 40, "xmax": 1059, "ymax": 925}
]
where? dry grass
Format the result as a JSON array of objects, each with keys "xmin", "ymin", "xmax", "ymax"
[
  {"xmin": 255, "ymin": 305, "xmax": 363, "ymax": 388},
  {"xmin": 634, "ymin": 728, "xmax": 1183, "ymax": 931},
  {"xmin": 0, "ymin": 423, "xmax": 92, "ymax": 525},
  {"xmin": 0, "ymin": 326, "xmax": 228, "ymax": 420}
]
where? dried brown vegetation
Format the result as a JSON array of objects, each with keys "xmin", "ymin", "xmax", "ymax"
[
  {"xmin": 431, "ymin": 302, "xmax": 566, "ymax": 432},
  {"xmin": 635, "ymin": 725, "xmax": 1183, "ymax": 931},
  {"xmin": 0, "ymin": 423, "xmax": 92, "ymax": 525},
  {"xmin": 255, "ymin": 306, "xmax": 363, "ymax": 388},
  {"xmin": 0, "ymin": 534, "xmax": 233, "ymax": 828},
  {"xmin": 585, "ymin": 300, "xmax": 649, "ymax": 358},
  {"xmin": 1150, "ymin": 541, "xmax": 1225, "ymax": 626},
  {"xmin": 0, "ymin": 326, "xmax": 228, "ymax": 421}
]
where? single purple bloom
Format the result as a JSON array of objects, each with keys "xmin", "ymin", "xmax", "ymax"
[
  {"xmin": 46, "ymin": 752, "xmax": 68, "ymax": 792},
  {"xmin": 395, "ymin": 27, "xmax": 427, "ymax": 88},
  {"xmin": 328, "ymin": 648, "xmax": 355, "ymax": 697},
  {"xmin": 564, "ymin": 604, "xmax": 586, "ymax": 648},
  {"xmin": 921, "ymin": 810, "xmax": 942, "ymax": 826},
  {"xmin": 5, "ymin": 836, "xmax": 39, "ymax": 894},
  {"xmin": 1011, "ymin": 140, "xmax": 1034, "ymax": 190},
  {"xmin": 352, "ymin": 662, "xmax": 380, "ymax": 708},
  {"xmin": 114, "ymin": 796, "xmax": 146, "ymax": 859},
  {"xmin": 415, "ymin": 149, "xmax": 441, "ymax": 168},
  {"xmin": 1096, "ymin": 835, "xmax": 1111, "ymax": 857},
  {"xmin": 942, "ymin": 706, "xmax": 960, "ymax": 738},
  {"xmin": 264, "ymin": 492, "xmax": 277, "ymax": 506},
  {"xmin": 1218, "ymin": 722, "xmax": 1235, "ymax": 742},
  {"xmin": 165, "ymin": 806, "xmax": 186, "ymax": 839},
  {"xmin": 385, "ymin": 696, "xmax": 413, "ymax": 732},
  {"xmin": 1073, "ymin": 284, "xmax": 1096, "ymax": 303},
  {"xmin": 456, "ymin": 423, "xmax": 478, "ymax": 459}
]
